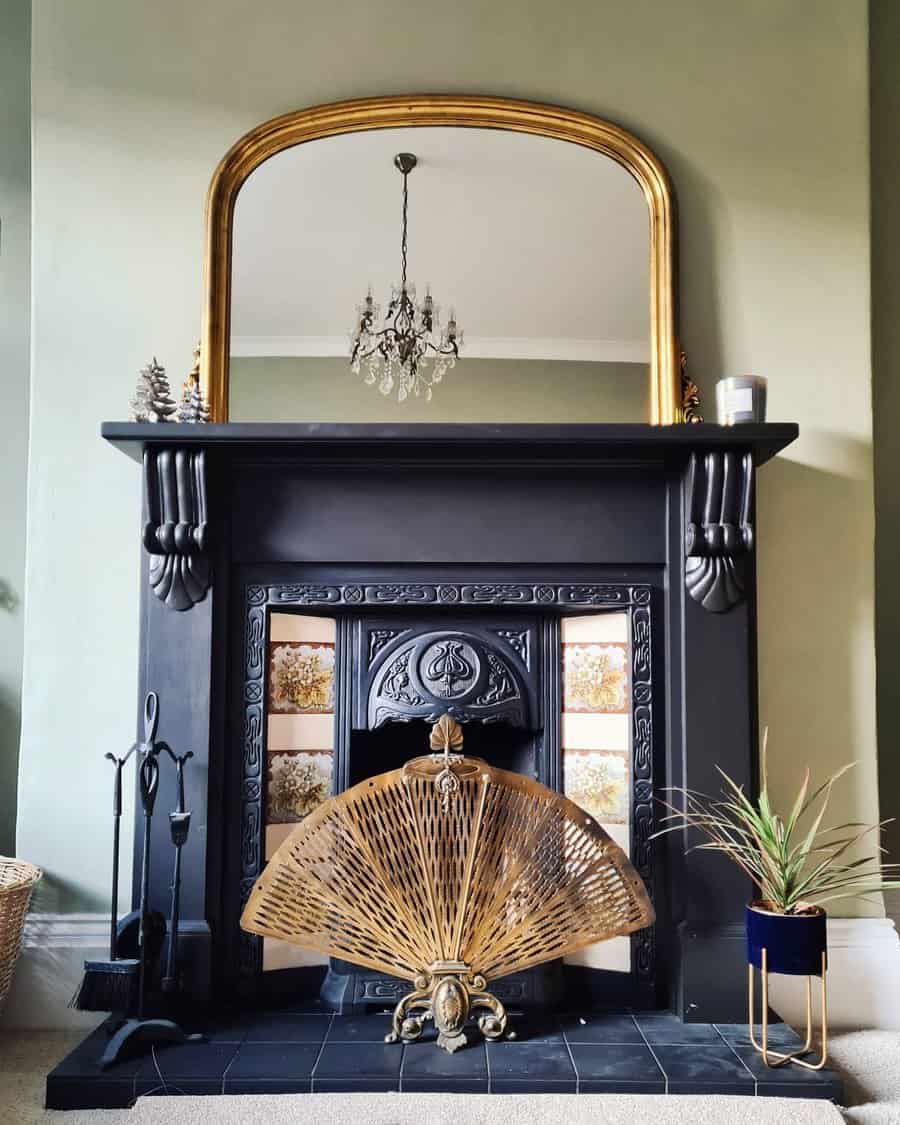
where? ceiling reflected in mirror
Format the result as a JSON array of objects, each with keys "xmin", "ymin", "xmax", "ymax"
[{"xmin": 231, "ymin": 126, "xmax": 651, "ymax": 422}]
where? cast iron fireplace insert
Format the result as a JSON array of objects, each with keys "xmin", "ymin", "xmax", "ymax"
[{"xmin": 243, "ymin": 589, "xmax": 658, "ymax": 1015}]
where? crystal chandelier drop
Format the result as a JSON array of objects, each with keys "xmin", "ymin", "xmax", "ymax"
[{"xmin": 350, "ymin": 153, "xmax": 462, "ymax": 403}]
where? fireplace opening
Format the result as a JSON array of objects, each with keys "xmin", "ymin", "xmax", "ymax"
[{"xmin": 348, "ymin": 720, "xmax": 537, "ymax": 785}]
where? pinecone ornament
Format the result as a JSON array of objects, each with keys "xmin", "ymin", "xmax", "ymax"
[
  {"xmin": 177, "ymin": 343, "xmax": 209, "ymax": 423},
  {"xmin": 130, "ymin": 357, "xmax": 177, "ymax": 422},
  {"xmin": 178, "ymin": 379, "xmax": 210, "ymax": 424}
]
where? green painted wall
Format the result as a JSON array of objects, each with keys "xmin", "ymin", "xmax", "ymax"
[
  {"xmin": 0, "ymin": 0, "xmax": 30, "ymax": 858},
  {"xmin": 19, "ymin": 0, "xmax": 879, "ymax": 915},
  {"xmin": 231, "ymin": 357, "xmax": 649, "ymax": 423},
  {"xmin": 871, "ymin": 0, "xmax": 900, "ymax": 874}
]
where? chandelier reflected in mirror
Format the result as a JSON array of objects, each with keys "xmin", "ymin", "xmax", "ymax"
[{"xmin": 350, "ymin": 153, "xmax": 462, "ymax": 403}]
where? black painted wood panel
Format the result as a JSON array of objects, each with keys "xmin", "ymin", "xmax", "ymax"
[{"xmin": 231, "ymin": 466, "xmax": 666, "ymax": 566}]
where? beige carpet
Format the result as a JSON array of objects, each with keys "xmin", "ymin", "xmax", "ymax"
[
  {"xmin": 828, "ymin": 1031, "xmax": 900, "ymax": 1124},
  {"xmin": 7, "ymin": 1029, "xmax": 899, "ymax": 1124}
]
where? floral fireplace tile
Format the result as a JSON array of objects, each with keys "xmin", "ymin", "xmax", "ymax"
[
  {"xmin": 563, "ymin": 642, "xmax": 629, "ymax": 713},
  {"xmin": 268, "ymin": 642, "xmax": 335, "ymax": 714},
  {"xmin": 564, "ymin": 748, "xmax": 629, "ymax": 825},
  {"xmin": 266, "ymin": 750, "xmax": 333, "ymax": 824}
]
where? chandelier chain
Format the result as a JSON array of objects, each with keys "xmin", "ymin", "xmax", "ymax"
[{"xmin": 400, "ymin": 169, "xmax": 409, "ymax": 293}]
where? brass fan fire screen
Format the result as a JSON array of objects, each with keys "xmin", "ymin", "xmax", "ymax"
[{"xmin": 241, "ymin": 717, "xmax": 654, "ymax": 1051}]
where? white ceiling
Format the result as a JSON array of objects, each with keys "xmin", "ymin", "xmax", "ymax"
[{"xmin": 231, "ymin": 126, "xmax": 650, "ymax": 362}]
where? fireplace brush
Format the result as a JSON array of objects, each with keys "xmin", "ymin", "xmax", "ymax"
[{"xmin": 70, "ymin": 744, "xmax": 139, "ymax": 1013}]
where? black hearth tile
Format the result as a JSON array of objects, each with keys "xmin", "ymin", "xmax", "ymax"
[
  {"xmin": 196, "ymin": 1014, "xmax": 249, "ymax": 1043},
  {"xmin": 489, "ymin": 1077, "xmax": 577, "ymax": 1094},
  {"xmin": 403, "ymin": 1077, "xmax": 489, "ymax": 1093},
  {"xmin": 45, "ymin": 1026, "xmax": 143, "ymax": 1110},
  {"xmin": 714, "ymin": 1021, "xmax": 805, "ymax": 1049},
  {"xmin": 313, "ymin": 1077, "xmax": 400, "ymax": 1092},
  {"xmin": 580, "ymin": 1077, "xmax": 667, "ymax": 1094},
  {"xmin": 46, "ymin": 1077, "xmax": 136, "ymax": 1111},
  {"xmin": 133, "ymin": 1042, "xmax": 239, "ymax": 1097},
  {"xmin": 569, "ymin": 1042, "xmax": 665, "ymax": 1089},
  {"xmin": 502, "ymin": 1012, "xmax": 565, "ymax": 1043},
  {"xmin": 224, "ymin": 1042, "xmax": 320, "ymax": 1090},
  {"xmin": 242, "ymin": 1011, "xmax": 332, "ymax": 1042},
  {"xmin": 561, "ymin": 1012, "xmax": 644, "ymax": 1044},
  {"xmin": 485, "ymin": 1040, "xmax": 576, "ymax": 1089},
  {"xmin": 635, "ymin": 1013, "xmax": 722, "ymax": 1044},
  {"xmin": 653, "ymin": 1043, "xmax": 755, "ymax": 1094},
  {"xmin": 135, "ymin": 1078, "xmax": 227, "ymax": 1098},
  {"xmin": 327, "ymin": 1012, "xmax": 396, "ymax": 1042},
  {"xmin": 402, "ymin": 1039, "xmax": 488, "ymax": 1080},
  {"xmin": 225, "ymin": 1078, "xmax": 314, "ymax": 1095},
  {"xmin": 49, "ymin": 1023, "xmax": 146, "ymax": 1078},
  {"xmin": 314, "ymin": 1041, "xmax": 404, "ymax": 1081},
  {"xmin": 729, "ymin": 1044, "xmax": 842, "ymax": 1100},
  {"xmin": 756, "ymin": 1081, "xmax": 843, "ymax": 1101}
]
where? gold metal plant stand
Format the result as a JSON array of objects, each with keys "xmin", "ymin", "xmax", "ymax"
[
  {"xmin": 241, "ymin": 716, "xmax": 654, "ymax": 1051},
  {"xmin": 748, "ymin": 948, "xmax": 828, "ymax": 1070}
]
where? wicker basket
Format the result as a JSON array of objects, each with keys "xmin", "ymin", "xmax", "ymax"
[{"xmin": 0, "ymin": 857, "xmax": 41, "ymax": 1011}]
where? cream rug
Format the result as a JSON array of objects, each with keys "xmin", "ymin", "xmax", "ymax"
[
  {"xmin": 98, "ymin": 1091, "xmax": 845, "ymax": 1124},
  {"xmin": 828, "ymin": 1030, "xmax": 900, "ymax": 1124}
]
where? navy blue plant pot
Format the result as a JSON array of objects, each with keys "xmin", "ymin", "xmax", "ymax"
[{"xmin": 746, "ymin": 902, "xmax": 827, "ymax": 977}]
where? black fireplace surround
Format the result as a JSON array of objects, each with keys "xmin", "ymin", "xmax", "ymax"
[{"xmin": 102, "ymin": 420, "xmax": 797, "ymax": 1026}]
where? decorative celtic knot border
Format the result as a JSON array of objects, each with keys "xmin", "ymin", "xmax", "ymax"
[{"xmin": 238, "ymin": 581, "xmax": 655, "ymax": 990}]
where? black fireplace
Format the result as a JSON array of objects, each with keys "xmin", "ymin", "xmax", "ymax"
[
  {"xmin": 48, "ymin": 419, "xmax": 857, "ymax": 1111},
  {"xmin": 104, "ymin": 420, "xmax": 797, "ymax": 1025}
]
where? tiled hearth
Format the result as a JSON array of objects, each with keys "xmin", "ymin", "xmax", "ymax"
[{"xmin": 46, "ymin": 1007, "xmax": 842, "ymax": 1108}]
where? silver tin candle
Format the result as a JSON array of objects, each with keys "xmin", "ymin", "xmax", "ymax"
[{"xmin": 715, "ymin": 376, "xmax": 767, "ymax": 425}]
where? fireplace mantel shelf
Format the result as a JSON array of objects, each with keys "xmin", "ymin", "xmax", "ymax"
[{"xmin": 102, "ymin": 421, "xmax": 798, "ymax": 465}]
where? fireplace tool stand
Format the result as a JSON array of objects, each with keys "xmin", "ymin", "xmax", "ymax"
[{"xmin": 100, "ymin": 693, "xmax": 203, "ymax": 1068}]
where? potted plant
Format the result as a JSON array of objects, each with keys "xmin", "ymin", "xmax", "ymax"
[{"xmin": 656, "ymin": 734, "xmax": 900, "ymax": 1067}]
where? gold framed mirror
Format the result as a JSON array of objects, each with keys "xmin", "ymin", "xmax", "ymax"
[{"xmin": 200, "ymin": 95, "xmax": 680, "ymax": 423}]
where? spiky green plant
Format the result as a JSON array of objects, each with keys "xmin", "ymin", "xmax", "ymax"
[{"xmin": 654, "ymin": 733, "xmax": 900, "ymax": 914}]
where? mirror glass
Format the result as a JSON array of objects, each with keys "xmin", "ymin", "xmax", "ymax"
[{"xmin": 231, "ymin": 127, "xmax": 650, "ymax": 422}]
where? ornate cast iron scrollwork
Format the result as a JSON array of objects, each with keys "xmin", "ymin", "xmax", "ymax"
[
  {"xmin": 142, "ymin": 448, "xmax": 209, "ymax": 611},
  {"xmin": 368, "ymin": 630, "xmax": 527, "ymax": 729},
  {"xmin": 685, "ymin": 450, "xmax": 754, "ymax": 613}
]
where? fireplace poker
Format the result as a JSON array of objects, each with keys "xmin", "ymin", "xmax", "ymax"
[{"xmin": 161, "ymin": 747, "xmax": 193, "ymax": 994}]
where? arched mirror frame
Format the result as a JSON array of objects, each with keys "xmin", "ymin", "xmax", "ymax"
[{"xmin": 200, "ymin": 95, "xmax": 680, "ymax": 423}]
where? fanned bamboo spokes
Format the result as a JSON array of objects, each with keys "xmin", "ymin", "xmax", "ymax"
[{"xmin": 241, "ymin": 747, "xmax": 654, "ymax": 989}]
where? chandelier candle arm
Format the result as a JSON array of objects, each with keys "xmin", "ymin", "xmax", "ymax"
[{"xmin": 350, "ymin": 152, "xmax": 462, "ymax": 403}]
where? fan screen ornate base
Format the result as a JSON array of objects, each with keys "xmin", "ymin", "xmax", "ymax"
[{"xmin": 241, "ymin": 717, "xmax": 653, "ymax": 1050}]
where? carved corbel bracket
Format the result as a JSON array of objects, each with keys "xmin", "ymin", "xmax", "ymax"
[
  {"xmin": 684, "ymin": 450, "xmax": 754, "ymax": 613},
  {"xmin": 142, "ymin": 448, "xmax": 209, "ymax": 611}
]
